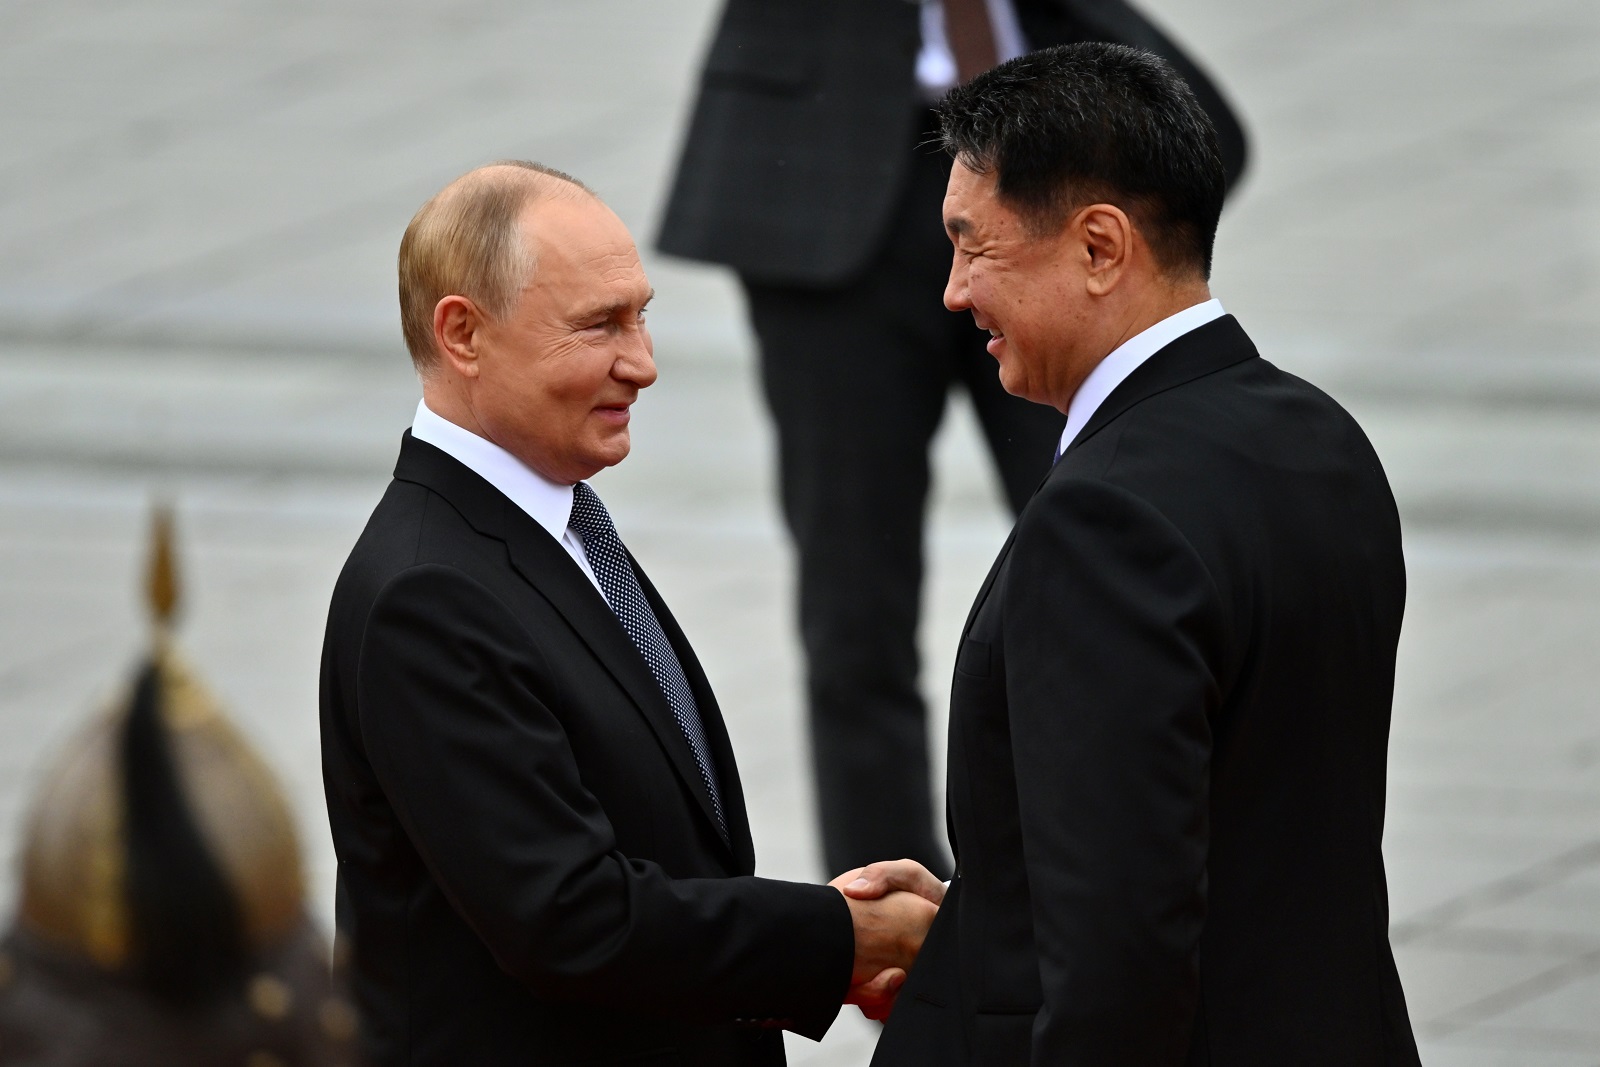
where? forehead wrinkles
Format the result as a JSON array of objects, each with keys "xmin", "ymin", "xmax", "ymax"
[
  {"xmin": 589, "ymin": 247, "xmax": 644, "ymax": 276},
  {"xmin": 528, "ymin": 251, "xmax": 648, "ymax": 320},
  {"xmin": 531, "ymin": 231, "xmax": 640, "ymax": 280}
]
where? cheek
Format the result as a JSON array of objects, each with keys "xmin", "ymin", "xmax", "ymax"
[
  {"xmin": 967, "ymin": 269, "xmax": 1001, "ymax": 315},
  {"xmin": 537, "ymin": 345, "xmax": 611, "ymax": 406},
  {"xmin": 969, "ymin": 262, "xmax": 1025, "ymax": 314}
]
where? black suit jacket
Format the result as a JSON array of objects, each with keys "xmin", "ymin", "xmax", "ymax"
[
  {"xmin": 872, "ymin": 317, "xmax": 1421, "ymax": 1065},
  {"xmin": 658, "ymin": 0, "xmax": 1248, "ymax": 287},
  {"xmin": 320, "ymin": 435, "xmax": 853, "ymax": 1066}
]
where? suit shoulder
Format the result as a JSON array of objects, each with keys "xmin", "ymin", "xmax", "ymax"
[
  {"xmin": 1019, "ymin": 475, "xmax": 1217, "ymax": 572},
  {"xmin": 1085, "ymin": 355, "xmax": 1390, "ymax": 496},
  {"xmin": 1056, "ymin": 355, "xmax": 1400, "ymax": 591},
  {"xmin": 333, "ymin": 481, "xmax": 428, "ymax": 594},
  {"xmin": 329, "ymin": 478, "xmax": 503, "ymax": 615}
]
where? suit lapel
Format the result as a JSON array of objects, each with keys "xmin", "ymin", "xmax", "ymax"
[
  {"xmin": 959, "ymin": 321, "xmax": 1254, "ymax": 640},
  {"xmin": 1065, "ymin": 314, "xmax": 1259, "ymax": 457},
  {"xmin": 959, "ymin": 525, "xmax": 1019, "ymax": 641},
  {"xmin": 500, "ymin": 534, "xmax": 735, "ymax": 855},
  {"xmin": 394, "ymin": 434, "xmax": 735, "ymax": 857},
  {"xmin": 635, "ymin": 563, "xmax": 754, "ymax": 870}
]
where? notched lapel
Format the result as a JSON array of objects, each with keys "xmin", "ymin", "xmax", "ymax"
[
  {"xmin": 394, "ymin": 432, "xmax": 733, "ymax": 853},
  {"xmin": 633, "ymin": 560, "xmax": 753, "ymax": 867},
  {"xmin": 1066, "ymin": 314, "xmax": 1259, "ymax": 457},
  {"xmin": 957, "ymin": 319, "xmax": 1259, "ymax": 655},
  {"xmin": 500, "ymin": 531, "xmax": 733, "ymax": 852}
]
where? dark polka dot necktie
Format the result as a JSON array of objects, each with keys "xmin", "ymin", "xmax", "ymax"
[{"xmin": 568, "ymin": 481, "xmax": 726, "ymax": 837}]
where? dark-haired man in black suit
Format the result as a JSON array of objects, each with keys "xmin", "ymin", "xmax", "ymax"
[
  {"xmin": 844, "ymin": 44, "xmax": 1420, "ymax": 1065},
  {"xmin": 659, "ymin": 0, "xmax": 1248, "ymax": 882},
  {"xmin": 320, "ymin": 161, "xmax": 937, "ymax": 1066}
]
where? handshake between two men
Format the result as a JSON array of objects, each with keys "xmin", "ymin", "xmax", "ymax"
[
  {"xmin": 323, "ymin": 39, "xmax": 1420, "ymax": 1067},
  {"xmin": 830, "ymin": 859, "xmax": 948, "ymax": 1021},
  {"xmin": 320, "ymin": 161, "xmax": 964, "ymax": 1065}
]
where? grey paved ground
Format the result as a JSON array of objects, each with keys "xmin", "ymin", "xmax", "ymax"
[{"xmin": 2, "ymin": 0, "xmax": 1598, "ymax": 1062}]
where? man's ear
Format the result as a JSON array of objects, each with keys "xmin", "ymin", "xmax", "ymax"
[
  {"xmin": 433, "ymin": 295, "xmax": 485, "ymax": 378},
  {"xmin": 1078, "ymin": 204, "xmax": 1132, "ymax": 297}
]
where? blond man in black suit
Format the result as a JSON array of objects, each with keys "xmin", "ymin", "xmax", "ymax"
[{"xmin": 320, "ymin": 162, "xmax": 937, "ymax": 1066}]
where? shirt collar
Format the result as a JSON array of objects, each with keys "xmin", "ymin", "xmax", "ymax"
[
  {"xmin": 1058, "ymin": 298, "xmax": 1226, "ymax": 456},
  {"xmin": 410, "ymin": 399, "xmax": 575, "ymax": 542}
]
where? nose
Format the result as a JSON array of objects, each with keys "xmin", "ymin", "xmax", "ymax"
[
  {"xmin": 614, "ymin": 321, "xmax": 658, "ymax": 389},
  {"xmin": 944, "ymin": 250, "xmax": 971, "ymax": 312}
]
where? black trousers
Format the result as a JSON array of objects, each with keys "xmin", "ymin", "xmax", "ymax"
[{"xmin": 741, "ymin": 126, "xmax": 1064, "ymax": 879}]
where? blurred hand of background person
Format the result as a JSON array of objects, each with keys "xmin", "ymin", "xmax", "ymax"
[{"xmin": 657, "ymin": 0, "xmax": 1248, "ymax": 885}]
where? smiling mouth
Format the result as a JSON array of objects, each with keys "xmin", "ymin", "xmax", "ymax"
[{"xmin": 974, "ymin": 315, "xmax": 1003, "ymax": 342}]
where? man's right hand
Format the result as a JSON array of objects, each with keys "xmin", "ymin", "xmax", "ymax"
[
  {"xmin": 830, "ymin": 860, "xmax": 941, "ymax": 1019},
  {"xmin": 832, "ymin": 858, "xmax": 946, "ymax": 908},
  {"xmin": 840, "ymin": 886, "xmax": 938, "ymax": 988}
]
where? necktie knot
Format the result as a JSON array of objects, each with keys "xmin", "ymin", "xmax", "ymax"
[{"xmin": 568, "ymin": 480, "xmax": 617, "ymax": 548}]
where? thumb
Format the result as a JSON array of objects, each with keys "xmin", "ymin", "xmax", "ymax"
[{"xmin": 837, "ymin": 859, "xmax": 946, "ymax": 905}]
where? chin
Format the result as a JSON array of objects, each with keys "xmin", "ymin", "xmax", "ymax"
[
  {"xmin": 996, "ymin": 365, "xmax": 1030, "ymax": 402},
  {"xmin": 592, "ymin": 432, "xmax": 632, "ymax": 471}
]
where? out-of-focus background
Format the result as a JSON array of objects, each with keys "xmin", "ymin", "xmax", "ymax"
[{"xmin": 1, "ymin": 0, "xmax": 1596, "ymax": 1062}]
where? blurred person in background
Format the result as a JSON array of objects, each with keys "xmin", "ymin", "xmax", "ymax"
[
  {"xmin": 0, "ymin": 514, "xmax": 357, "ymax": 1067},
  {"xmin": 320, "ymin": 161, "xmax": 940, "ymax": 1066},
  {"xmin": 847, "ymin": 44, "xmax": 1419, "ymax": 1065},
  {"xmin": 659, "ymin": 0, "xmax": 1248, "ymax": 880}
]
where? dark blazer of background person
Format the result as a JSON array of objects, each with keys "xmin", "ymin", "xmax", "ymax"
[
  {"xmin": 658, "ymin": 0, "xmax": 1247, "ymax": 287},
  {"xmin": 321, "ymin": 434, "xmax": 852, "ymax": 1065},
  {"xmin": 655, "ymin": 0, "xmax": 1249, "ymax": 885},
  {"xmin": 872, "ymin": 316, "xmax": 1420, "ymax": 1064}
]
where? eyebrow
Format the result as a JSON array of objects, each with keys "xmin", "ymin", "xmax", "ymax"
[
  {"xmin": 577, "ymin": 288, "xmax": 654, "ymax": 321},
  {"xmin": 945, "ymin": 216, "xmax": 972, "ymax": 238}
]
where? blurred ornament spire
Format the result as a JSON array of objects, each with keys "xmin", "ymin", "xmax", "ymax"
[
  {"xmin": 144, "ymin": 504, "xmax": 180, "ymax": 631},
  {"xmin": 0, "ymin": 497, "xmax": 356, "ymax": 1063}
]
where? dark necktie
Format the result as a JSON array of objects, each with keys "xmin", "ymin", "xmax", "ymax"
[
  {"xmin": 943, "ymin": 0, "xmax": 999, "ymax": 84},
  {"xmin": 568, "ymin": 482, "xmax": 727, "ymax": 836}
]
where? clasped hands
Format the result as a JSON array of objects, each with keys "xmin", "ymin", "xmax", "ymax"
[{"xmin": 829, "ymin": 859, "xmax": 946, "ymax": 1021}]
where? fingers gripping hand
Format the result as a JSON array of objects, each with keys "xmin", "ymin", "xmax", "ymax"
[
  {"xmin": 830, "ymin": 858, "xmax": 947, "ymax": 907},
  {"xmin": 833, "ymin": 865, "xmax": 941, "ymax": 1021},
  {"xmin": 845, "ymin": 967, "xmax": 906, "ymax": 1022},
  {"xmin": 841, "ymin": 888, "xmax": 938, "ymax": 986}
]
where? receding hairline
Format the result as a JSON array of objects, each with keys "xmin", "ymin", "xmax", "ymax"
[
  {"xmin": 398, "ymin": 160, "xmax": 600, "ymax": 372},
  {"xmin": 430, "ymin": 160, "xmax": 596, "ymax": 215}
]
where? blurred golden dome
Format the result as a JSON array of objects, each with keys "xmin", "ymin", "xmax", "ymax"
[{"xmin": 14, "ymin": 507, "xmax": 305, "ymax": 970}]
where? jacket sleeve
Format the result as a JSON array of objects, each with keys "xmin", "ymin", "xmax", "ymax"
[
  {"xmin": 354, "ymin": 562, "xmax": 853, "ymax": 1038},
  {"xmin": 1000, "ymin": 478, "xmax": 1227, "ymax": 1064}
]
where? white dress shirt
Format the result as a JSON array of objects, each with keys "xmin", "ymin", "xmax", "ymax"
[
  {"xmin": 410, "ymin": 400, "xmax": 603, "ymax": 593},
  {"xmin": 916, "ymin": 0, "xmax": 1029, "ymax": 101},
  {"xmin": 1058, "ymin": 298, "xmax": 1227, "ymax": 456}
]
